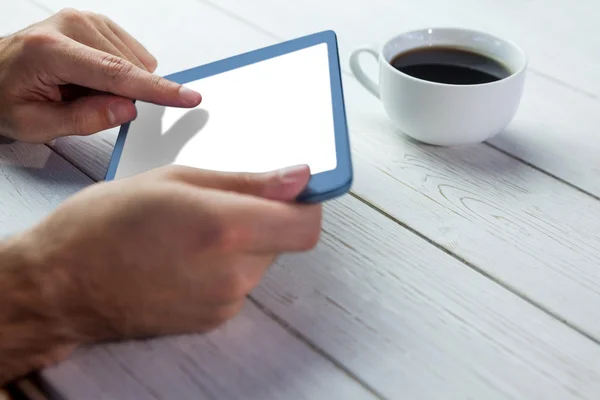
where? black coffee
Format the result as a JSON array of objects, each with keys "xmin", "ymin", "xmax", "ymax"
[{"xmin": 390, "ymin": 46, "xmax": 511, "ymax": 85}]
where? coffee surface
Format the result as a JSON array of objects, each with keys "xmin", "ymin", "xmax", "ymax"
[{"xmin": 390, "ymin": 46, "xmax": 511, "ymax": 85}]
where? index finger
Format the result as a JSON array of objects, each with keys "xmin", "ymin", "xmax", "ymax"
[{"xmin": 55, "ymin": 38, "xmax": 201, "ymax": 107}]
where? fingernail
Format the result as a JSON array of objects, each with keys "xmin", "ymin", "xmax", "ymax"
[
  {"xmin": 262, "ymin": 164, "xmax": 310, "ymax": 200},
  {"xmin": 108, "ymin": 101, "xmax": 133, "ymax": 125},
  {"xmin": 179, "ymin": 86, "xmax": 202, "ymax": 106},
  {"xmin": 277, "ymin": 164, "xmax": 310, "ymax": 184}
]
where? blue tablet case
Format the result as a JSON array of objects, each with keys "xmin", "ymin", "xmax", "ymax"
[{"xmin": 105, "ymin": 30, "xmax": 352, "ymax": 203}]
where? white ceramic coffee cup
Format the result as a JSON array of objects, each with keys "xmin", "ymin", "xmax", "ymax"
[{"xmin": 350, "ymin": 27, "xmax": 527, "ymax": 146}]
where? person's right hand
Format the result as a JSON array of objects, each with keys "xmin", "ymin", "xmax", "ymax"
[{"xmin": 5, "ymin": 164, "xmax": 321, "ymax": 367}]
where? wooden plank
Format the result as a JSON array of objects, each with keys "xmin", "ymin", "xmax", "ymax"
[
  {"xmin": 0, "ymin": 140, "xmax": 375, "ymax": 400},
  {"xmin": 193, "ymin": 0, "xmax": 600, "ymax": 338},
  {"xmin": 342, "ymin": 74, "xmax": 600, "ymax": 338},
  {"xmin": 25, "ymin": 130, "xmax": 600, "ymax": 398},
  {"xmin": 38, "ymin": 0, "xmax": 600, "ymax": 341},
  {"xmin": 0, "ymin": 1, "xmax": 86, "ymax": 238},
  {"xmin": 255, "ymin": 194, "xmax": 600, "ymax": 399},
  {"xmin": 23, "ymin": 1, "xmax": 600, "ymax": 399},
  {"xmin": 0, "ymin": 138, "xmax": 91, "ymax": 237},
  {"xmin": 43, "ymin": 302, "xmax": 375, "ymax": 400},
  {"xmin": 1, "ymin": 6, "xmax": 376, "ymax": 393},
  {"xmin": 38, "ymin": 0, "xmax": 600, "ymax": 197},
  {"xmin": 27, "ymin": 0, "xmax": 274, "ymax": 76},
  {"xmin": 205, "ymin": 0, "xmax": 600, "ymax": 198},
  {"xmin": 208, "ymin": 0, "xmax": 600, "ymax": 96}
]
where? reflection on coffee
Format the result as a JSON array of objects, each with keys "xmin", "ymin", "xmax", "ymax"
[{"xmin": 390, "ymin": 46, "xmax": 511, "ymax": 85}]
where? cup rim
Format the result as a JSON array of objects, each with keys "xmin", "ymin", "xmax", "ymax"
[{"xmin": 379, "ymin": 27, "xmax": 528, "ymax": 88}]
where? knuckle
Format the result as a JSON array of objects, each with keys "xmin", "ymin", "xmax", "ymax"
[
  {"xmin": 157, "ymin": 164, "xmax": 189, "ymax": 180},
  {"xmin": 186, "ymin": 211, "xmax": 243, "ymax": 252},
  {"xmin": 81, "ymin": 11, "xmax": 98, "ymax": 20},
  {"xmin": 20, "ymin": 30, "xmax": 58, "ymax": 50},
  {"xmin": 216, "ymin": 220, "xmax": 245, "ymax": 252},
  {"xmin": 100, "ymin": 54, "xmax": 134, "ymax": 81},
  {"xmin": 98, "ymin": 13, "xmax": 113, "ymax": 24},
  {"xmin": 58, "ymin": 8, "xmax": 85, "ymax": 23},
  {"xmin": 235, "ymin": 173, "xmax": 261, "ymax": 194},
  {"xmin": 149, "ymin": 74, "xmax": 170, "ymax": 91},
  {"xmin": 70, "ymin": 109, "xmax": 94, "ymax": 135},
  {"xmin": 80, "ymin": 11, "xmax": 102, "ymax": 26}
]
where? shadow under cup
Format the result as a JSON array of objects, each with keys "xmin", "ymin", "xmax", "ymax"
[{"xmin": 355, "ymin": 28, "xmax": 528, "ymax": 146}]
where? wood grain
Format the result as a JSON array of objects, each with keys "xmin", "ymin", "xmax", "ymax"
[
  {"xmin": 1, "ymin": 5, "xmax": 377, "ymax": 396},
  {"xmin": 0, "ymin": 138, "xmax": 91, "ymax": 237},
  {"xmin": 0, "ymin": 138, "xmax": 375, "ymax": 400},
  {"xmin": 17, "ymin": 1, "xmax": 600, "ymax": 399},
  {"xmin": 30, "ymin": 136, "xmax": 600, "ymax": 399},
  {"xmin": 343, "ymin": 75, "xmax": 600, "ymax": 339},
  {"xmin": 43, "ymin": 302, "xmax": 375, "ymax": 400},
  {"xmin": 35, "ymin": 0, "xmax": 275, "ymax": 76},
  {"xmin": 206, "ymin": 0, "xmax": 600, "ymax": 199},
  {"xmin": 33, "ymin": 0, "xmax": 275, "ymax": 180},
  {"xmin": 207, "ymin": 0, "xmax": 600, "ymax": 96},
  {"xmin": 155, "ymin": 0, "xmax": 600, "ymax": 339},
  {"xmin": 36, "ymin": 0, "xmax": 600, "ymax": 341},
  {"xmin": 0, "ymin": 0, "xmax": 89, "ymax": 238},
  {"xmin": 255, "ymin": 194, "xmax": 600, "ymax": 399}
]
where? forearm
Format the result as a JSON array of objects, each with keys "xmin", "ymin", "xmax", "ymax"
[{"xmin": 0, "ymin": 237, "xmax": 77, "ymax": 386}]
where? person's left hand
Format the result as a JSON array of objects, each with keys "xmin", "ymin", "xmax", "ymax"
[{"xmin": 0, "ymin": 8, "xmax": 202, "ymax": 143}]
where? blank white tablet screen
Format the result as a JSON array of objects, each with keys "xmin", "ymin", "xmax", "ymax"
[{"xmin": 112, "ymin": 43, "xmax": 337, "ymax": 180}]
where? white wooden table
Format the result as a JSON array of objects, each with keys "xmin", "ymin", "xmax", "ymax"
[{"xmin": 3, "ymin": 0, "xmax": 600, "ymax": 399}]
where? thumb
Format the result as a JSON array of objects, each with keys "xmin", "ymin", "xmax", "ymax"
[
  {"xmin": 166, "ymin": 164, "xmax": 312, "ymax": 201},
  {"xmin": 15, "ymin": 95, "xmax": 136, "ymax": 142}
]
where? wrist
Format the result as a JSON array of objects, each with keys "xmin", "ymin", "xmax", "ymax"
[{"xmin": 0, "ymin": 235, "xmax": 79, "ymax": 385}]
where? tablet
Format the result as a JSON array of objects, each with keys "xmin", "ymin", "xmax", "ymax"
[{"xmin": 105, "ymin": 30, "xmax": 352, "ymax": 203}]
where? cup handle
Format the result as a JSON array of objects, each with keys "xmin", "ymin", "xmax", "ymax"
[{"xmin": 350, "ymin": 45, "xmax": 380, "ymax": 98}]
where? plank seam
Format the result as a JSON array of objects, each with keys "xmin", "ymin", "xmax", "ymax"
[
  {"xmin": 196, "ymin": 0, "xmax": 600, "ymax": 362},
  {"xmin": 484, "ymin": 142, "xmax": 600, "ymax": 201},
  {"xmin": 36, "ymin": 147, "xmax": 380, "ymax": 397},
  {"xmin": 247, "ymin": 297, "xmax": 387, "ymax": 400},
  {"xmin": 17, "ymin": 0, "xmax": 600, "ymax": 390},
  {"xmin": 195, "ymin": 0, "xmax": 281, "ymax": 41},
  {"xmin": 198, "ymin": 0, "xmax": 600, "ymax": 204},
  {"xmin": 45, "ymin": 144, "xmax": 97, "ymax": 182},
  {"xmin": 349, "ymin": 191, "xmax": 600, "ymax": 348},
  {"xmin": 195, "ymin": 0, "xmax": 600, "ymax": 340},
  {"xmin": 527, "ymin": 68, "xmax": 598, "ymax": 100},
  {"xmin": 30, "ymin": 0, "xmax": 600, "ymax": 204}
]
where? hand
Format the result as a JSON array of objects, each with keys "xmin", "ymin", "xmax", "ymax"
[
  {"xmin": 0, "ymin": 8, "xmax": 202, "ymax": 143},
  {"xmin": 7, "ymin": 164, "xmax": 321, "ymax": 354}
]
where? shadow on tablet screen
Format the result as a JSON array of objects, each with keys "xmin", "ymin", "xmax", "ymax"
[{"xmin": 130, "ymin": 104, "xmax": 210, "ymax": 174}]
